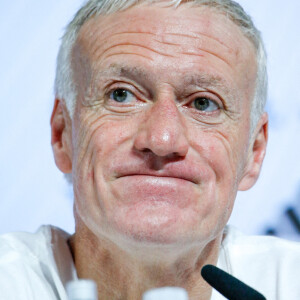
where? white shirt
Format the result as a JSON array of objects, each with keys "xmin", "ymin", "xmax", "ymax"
[{"xmin": 0, "ymin": 225, "xmax": 299, "ymax": 299}]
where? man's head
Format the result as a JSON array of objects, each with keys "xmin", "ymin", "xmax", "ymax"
[{"xmin": 51, "ymin": 0, "xmax": 268, "ymax": 252}]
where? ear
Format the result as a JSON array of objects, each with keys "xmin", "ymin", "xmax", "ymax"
[
  {"xmin": 50, "ymin": 99, "xmax": 72, "ymax": 173},
  {"xmin": 238, "ymin": 112, "xmax": 268, "ymax": 191}
]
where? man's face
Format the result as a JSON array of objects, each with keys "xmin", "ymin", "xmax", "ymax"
[{"xmin": 68, "ymin": 4, "xmax": 259, "ymax": 247}]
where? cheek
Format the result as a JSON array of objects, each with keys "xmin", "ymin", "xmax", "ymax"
[
  {"xmin": 74, "ymin": 116, "xmax": 138, "ymax": 199},
  {"xmin": 73, "ymin": 113, "xmax": 133, "ymax": 165},
  {"xmin": 196, "ymin": 136, "xmax": 241, "ymax": 235},
  {"xmin": 92, "ymin": 120, "xmax": 134, "ymax": 168},
  {"xmin": 72, "ymin": 116, "xmax": 137, "ymax": 231},
  {"xmin": 194, "ymin": 132, "xmax": 231, "ymax": 172},
  {"xmin": 191, "ymin": 128, "xmax": 244, "ymax": 200}
]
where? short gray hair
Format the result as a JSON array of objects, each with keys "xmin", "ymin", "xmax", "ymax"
[{"xmin": 55, "ymin": 0, "xmax": 267, "ymax": 131}]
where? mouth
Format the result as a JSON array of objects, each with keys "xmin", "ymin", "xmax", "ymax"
[
  {"xmin": 116, "ymin": 173, "xmax": 197, "ymax": 185},
  {"xmin": 112, "ymin": 161, "xmax": 202, "ymax": 186},
  {"xmin": 112, "ymin": 173, "xmax": 198, "ymax": 209}
]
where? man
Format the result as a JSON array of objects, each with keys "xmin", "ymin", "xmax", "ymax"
[{"xmin": 0, "ymin": 0, "xmax": 299, "ymax": 299}]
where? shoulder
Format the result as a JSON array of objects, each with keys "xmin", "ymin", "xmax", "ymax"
[
  {"xmin": 220, "ymin": 226, "xmax": 300, "ymax": 299},
  {"xmin": 222, "ymin": 225, "xmax": 300, "ymax": 258},
  {"xmin": 0, "ymin": 226, "xmax": 71, "ymax": 300},
  {"xmin": 0, "ymin": 225, "xmax": 52, "ymax": 254},
  {"xmin": 0, "ymin": 225, "xmax": 70, "ymax": 268},
  {"xmin": 222, "ymin": 227, "xmax": 300, "ymax": 268}
]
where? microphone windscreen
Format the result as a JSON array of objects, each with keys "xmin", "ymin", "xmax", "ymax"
[{"xmin": 201, "ymin": 265, "xmax": 266, "ymax": 300}]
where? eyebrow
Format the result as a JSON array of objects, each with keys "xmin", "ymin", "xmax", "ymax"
[
  {"xmin": 99, "ymin": 64, "xmax": 153, "ymax": 82},
  {"xmin": 181, "ymin": 73, "xmax": 231, "ymax": 94},
  {"xmin": 97, "ymin": 64, "xmax": 233, "ymax": 99}
]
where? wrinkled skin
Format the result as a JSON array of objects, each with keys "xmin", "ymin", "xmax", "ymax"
[{"xmin": 51, "ymin": 4, "xmax": 268, "ymax": 299}]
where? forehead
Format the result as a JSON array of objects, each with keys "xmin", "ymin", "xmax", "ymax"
[
  {"xmin": 77, "ymin": 4, "xmax": 255, "ymax": 55},
  {"xmin": 74, "ymin": 4, "xmax": 257, "ymax": 100}
]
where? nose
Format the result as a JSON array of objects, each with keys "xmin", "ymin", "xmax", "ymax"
[{"xmin": 133, "ymin": 96, "xmax": 189, "ymax": 158}]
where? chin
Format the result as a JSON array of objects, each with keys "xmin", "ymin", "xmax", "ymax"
[{"xmin": 109, "ymin": 203, "xmax": 205, "ymax": 247}]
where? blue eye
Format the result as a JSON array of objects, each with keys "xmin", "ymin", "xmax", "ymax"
[
  {"xmin": 193, "ymin": 97, "xmax": 219, "ymax": 112},
  {"xmin": 110, "ymin": 89, "xmax": 134, "ymax": 103}
]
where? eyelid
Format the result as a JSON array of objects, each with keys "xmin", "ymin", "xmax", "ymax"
[
  {"xmin": 186, "ymin": 92, "xmax": 223, "ymax": 109},
  {"xmin": 105, "ymin": 82, "xmax": 147, "ymax": 103},
  {"xmin": 106, "ymin": 83, "xmax": 134, "ymax": 95}
]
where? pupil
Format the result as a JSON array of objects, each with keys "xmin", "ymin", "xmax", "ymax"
[
  {"xmin": 113, "ymin": 89, "xmax": 127, "ymax": 102},
  {"xmin": 194, "ymin": 98, "xmax": 209, "ymax": 110}
]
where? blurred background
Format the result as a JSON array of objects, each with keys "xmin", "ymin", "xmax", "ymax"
[{"xmin": 0, "ymin": 0, "xmax": 299, "ymax": 240}]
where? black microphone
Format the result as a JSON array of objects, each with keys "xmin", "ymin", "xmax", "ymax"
[{"xmin": 201, "ymin": 265, "xmax": 266, "ymax": 300}]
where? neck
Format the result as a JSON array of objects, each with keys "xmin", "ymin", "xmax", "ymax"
[{"xmin": 69, "ymin": 223, "xmax": 223, "ymax": 300}]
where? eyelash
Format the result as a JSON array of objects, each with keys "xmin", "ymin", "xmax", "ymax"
[
  {"xmin": 106, "ymin": 81, "xmax": 141, "ymax": 97},
  {"xmin": 106, "ymin": 86, "xmax": 222, "ymax": 112},
  {"xmin": 190, "ymin": 96, "xmax": 221, "ymax": 111}
]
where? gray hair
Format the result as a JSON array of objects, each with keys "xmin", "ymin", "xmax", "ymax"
[{"xmin": 55, "ymin": 0, "xmax": 267, "ymax": 131}]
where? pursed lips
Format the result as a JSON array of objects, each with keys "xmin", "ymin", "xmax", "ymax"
[
  {"xmin": 112, "ymin": 171, "xmax": 200, "ymax": 209},
  {"xmin": 115, "ymin": 170, "xmax": 199, "ymax": 185}
]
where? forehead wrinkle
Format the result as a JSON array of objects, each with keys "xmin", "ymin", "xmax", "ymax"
[
  {"xmin": 157, "ymin": 31, "xmax": 237, "ymax": 68},
  {"xmin": 179, "ymin": 48, "xmax": 231, "ymax": 69},
  {"xmin": 78, "ymin": 14, "xmax": 162, "ymax": 55},
  {"xmin": 110, "ymin": 31, "xmax": 157, "ymax": 39},
  {"xmin": 78, "ymin": 7, "xmax": 244, "ymax": 73},
  {"xmin": 155, "ymin": 30, "xmax": 237, "ymax": 68},
  {"xmin": 104, "ymin": 52, "xmax": 155, "ymax": 63},
  {"xmin": 164, "ymin": 31, "xmax": 232, "ymax": 52},
  {"xmin": 99, "ymin": 42, "xmax": 175, "ymax": 63},
  {"xmin": 109, "ymin": 32, "xmax": 182, "ymax": 47},
  {"xmin": 85, "ymin": 18, "xmax": 233, "ymax": 53},
  {"xmin": 79, "ymin": 8, "xmax": 236, "ymax": 55}
]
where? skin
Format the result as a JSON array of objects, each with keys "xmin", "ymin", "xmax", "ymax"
[{"xmin": 51, "ymin": 4, "xmax": 268, "ymax": 299}]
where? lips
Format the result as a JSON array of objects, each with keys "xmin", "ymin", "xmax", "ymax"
[
  {"xmin": 112, "ymin": 174, "xmax": 197, "ymax": 209},
  {"xmin": 114, "ymin": 163, "xmax": 201, "ymax": 185},
  {"xmin": 118, "ymin": 173, "xmax": 197, "ymax": 184}
]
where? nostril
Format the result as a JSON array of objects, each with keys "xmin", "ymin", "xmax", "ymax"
[
  {"xmin": 165, "ymin": 152, "xmax": 187, "ymax": 161},
  {"xmin": 141, "ymin": 148, "xmax": 151, "ymax": 153},
  {"xmin": 134, "ymin": 132, "xmax": 189, "ymax": 158}
]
